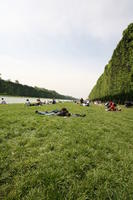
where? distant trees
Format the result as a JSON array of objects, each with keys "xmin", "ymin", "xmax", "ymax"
[
  {"xmin": 0, "ymin": 78, "xmax": 75, "ymax": 100},
  {"xmin": 89, "ymin": 23, "xmax": 133, "ymax": 103}
]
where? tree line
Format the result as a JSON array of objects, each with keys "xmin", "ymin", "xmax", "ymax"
[
  {"xmin": 89, "ymin": 23, "xmax": 133, "ymax": 103},
  {"xmin": 0, "ymin": 78, "xmax": 75, "ymax": 100}
]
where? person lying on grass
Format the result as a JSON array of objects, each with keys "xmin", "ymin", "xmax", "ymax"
[{"xmin": 35, "ymin": 107, "xmax": 86, "ymax": 117}]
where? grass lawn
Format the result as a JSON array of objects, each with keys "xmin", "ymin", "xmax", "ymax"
[{"xmin": 0, "ymin": 103, "xmax": 133, "ymax": 200}]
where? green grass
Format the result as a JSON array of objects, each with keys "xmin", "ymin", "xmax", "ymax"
[{"xmin": 0, "ymin": 103, "xmax": 133, "ymax": 200}]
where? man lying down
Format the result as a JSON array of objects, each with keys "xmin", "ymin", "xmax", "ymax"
[{"xmin": 35, "ymin": 107, "xmax": 86, "ymax": 117}]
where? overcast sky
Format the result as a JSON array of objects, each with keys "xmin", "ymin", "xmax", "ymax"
[{"xmin": 0, "ymin": 0, "xmax": 133, "ymax": 98}]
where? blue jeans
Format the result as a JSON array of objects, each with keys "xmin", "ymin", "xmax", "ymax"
[{"xmin": 37, "ymin": 110, "xmax": 59, "ymax": 115}]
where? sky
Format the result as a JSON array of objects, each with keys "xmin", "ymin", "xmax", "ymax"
[{"xmin": 0, "ymin": 0, "xmax": 133, "ymax": 98}]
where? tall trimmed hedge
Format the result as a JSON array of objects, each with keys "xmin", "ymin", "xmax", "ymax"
[{"xmin": 89, "ymin": 23, "xmax": 133, "ymax": 103}]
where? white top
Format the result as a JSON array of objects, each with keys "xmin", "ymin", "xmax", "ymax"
[{"xmin": 1, "ymin": 100, "xmax": 7, "ymax": 104}]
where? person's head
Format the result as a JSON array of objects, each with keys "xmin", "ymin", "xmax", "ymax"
[
  {"xmin": 60, "ymin": 108, "xmax": 70, "ymax": 116},
  {"xmin": 61, "ymin": 108, "xmax": 68, "ymax": 112}
]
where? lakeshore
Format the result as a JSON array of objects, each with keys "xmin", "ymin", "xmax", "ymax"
[{"xmin": 0, "ymin": 95, "xmax": 72, "ymax": 104}]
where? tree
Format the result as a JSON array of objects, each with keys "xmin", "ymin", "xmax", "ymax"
[{"xmin": 15, "ymin": 80, "xmax": 19, "ymax": 84}]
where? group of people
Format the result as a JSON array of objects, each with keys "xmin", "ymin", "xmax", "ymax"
[
  {"xmin": 34, "ymin": 97, "xmax": 90, "ymax": 118},
  {"xmin": 2, "ymin": 96, "xmax": 132, "ymax": 115},
  {"xmin": 25, "ymin": 98, "xmax": 56, "ymax": 106},
  {"xmin": 105, "ymin": 101, "xmax": 121, "ymax": 111},
  {"xmin": 77, "ymin": 98, "xmax": 90, "ymax": 106},
  {"xmin": 25, "ymin": 98, "xmax": 43, "ymax": 106},
  {"xmin": 24, "ymin": 97, "xmax": 130, "ymax": 114}
]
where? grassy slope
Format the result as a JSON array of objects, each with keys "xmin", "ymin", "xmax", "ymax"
[{"xmin": 0, "ymin": 103, "xmax": 133, "ymax": 200}]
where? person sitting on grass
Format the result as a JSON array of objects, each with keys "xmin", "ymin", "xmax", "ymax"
[
  {"xmin": 52, "ymin": 98, "xmax": 56, "ymax": 104},
  {"xmin": 1, "ymin": 98, "xmax": 7, "ymax": 104},
  {"xmin": 25, "ymin": 99, "xmax": 31, "ymax": 106},
  {"xmin": 82, "ymin": 100, "xmax": 90, "ymax": 107},
  {"xmin": 108, "ymin": 101, "xmax": 116, "ymax": 111},
  {"xmin": 36, "ymin": 98, "xmax": 43, "ymax": 106},
  {"xmin": 80, "ymin": 98, "xmax": 84, "ymax": 104},
  {"xmin": 26, "ymin": 98, "xmax": 43, "ymax": 106},
  {"xmin": 35, "ymin": 107, "xmax": 86, "ymax": 117}
]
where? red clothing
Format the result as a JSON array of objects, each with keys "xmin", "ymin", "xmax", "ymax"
[
  {"xmin": 109, "ymin": 101, "xmax": 116, "ymax": 111},
  {"xmin": 109, "ymin": 101, "xmax": 113, "ymax": 107},
  {"xmin": 111, "ymin": 103, "xmax": 115, "ymax": 110}
]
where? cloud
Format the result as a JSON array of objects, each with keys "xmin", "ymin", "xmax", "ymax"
[
  {"xmin": 0, "ymin": 0, "xmax": 132, "ymax": 39},
  {"xmin": 0, "ymin": 0, "xmax": 133, "ymax": 97}
]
